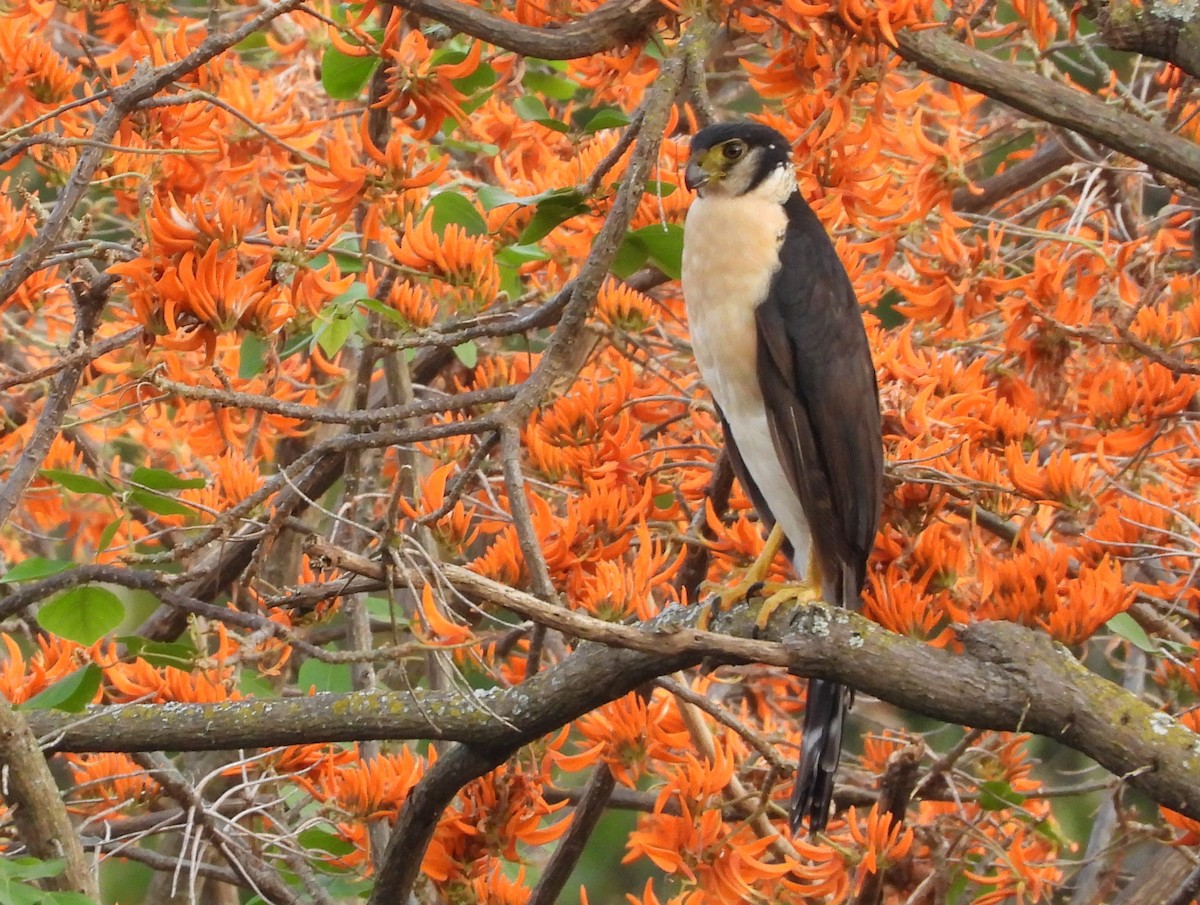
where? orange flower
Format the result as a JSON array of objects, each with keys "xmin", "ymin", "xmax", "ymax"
[
  {"xmin": 321, "ymin": 746, "xmax": 426, "ymax": 821},
  {"xmin": 375, "ymin": 21, "xmax": 481, "ymax": 140},
  {"xmin": 554, "ymin": 691, "xmax": 690, "ymax": 786},
  {"xmin": 388, "ymin": 214, "xmax": 500, "ymax": 313},
  {"xmin": 845, "ymin": 804, "xmax": 915, "ymax": 884},
  {"xmin": 67, "ymin": 753, "xmax": 160, "ymax": 814}
]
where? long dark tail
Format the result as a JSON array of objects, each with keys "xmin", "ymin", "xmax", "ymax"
[{"xmin": 790, "ymin": 677, "xmax": 847, "ymax": 834}]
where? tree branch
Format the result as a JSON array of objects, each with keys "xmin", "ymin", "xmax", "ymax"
[
  {"xmin": 529, "ymin": 765, "xmax": 617, "ymax": 905},
  {"xmin": 393, "ymin": 0, "xmax": 666, "ymax": 60},
  {"xmin": 1090, "ymin": 0, "xmax": 1200, "ymax": 80},
  {"xmin": 28, "ymin": 595, "xmax": 1200, "ymax": 824},
  {"xmin": 0, "ymin": 272, "xmax": 113, "ymax": 529},
  {"xmin": 893, "ymin": 27, "xmax": 1200, "ymax": 190},
  {"xmin": 0, "ymin": 697, "xmax": 98, "ymax": 897}
]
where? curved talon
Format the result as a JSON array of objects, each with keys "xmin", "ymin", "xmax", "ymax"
[{"xmin": 756, "ymin": 581, "xmax": 824, "ymax": 631}]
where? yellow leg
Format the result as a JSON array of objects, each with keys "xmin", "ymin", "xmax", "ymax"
[
  {"xmin": 755, "ymin": 550, "xmax": 823, "ymax": 630},
  {"xmin": 701, "ymin": 524, "xmax": 828, "ymax": 629},
  {"xmin": 698, "ymin": 524, "xmax": 787, "ymax": 630}
]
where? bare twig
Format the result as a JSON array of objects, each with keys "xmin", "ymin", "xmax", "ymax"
[
  {"xmin": 0, "ymin": 273, "xmax": 114, "ymax": 528},
  {"xmin": 131, "ymin": 751, "xmax": 302, "ymax": 905},
  {"xmin": 0, "ymin": 326, "xmax": 144, "ymax": 392},
  {"xmin": 529, "ymin": 764, "xmax": 618, "ymax": 905}
]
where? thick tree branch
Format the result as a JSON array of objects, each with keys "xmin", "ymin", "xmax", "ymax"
[
  {"xmin": 394, "ymin": 0, "xmax": 666, "ymax": 60},
  {"xmin": 1090, "ymin": 0, "xmax": 1200, "ymax": 80},
  {"xmin": 893, "ymin": 27, "xmax": 1200, "ymax": 190},
  {"xmin": 28, "ymin": 596, "xmax": 1200, "ymax": 823},
  {"xmin": 0, "ymin": 697, "xmax": 98, "ymax": 897}
]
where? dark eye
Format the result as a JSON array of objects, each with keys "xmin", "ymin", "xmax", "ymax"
[{"xmin": 722, "ymin": 140, "xmax": 746, "ymax": 160}]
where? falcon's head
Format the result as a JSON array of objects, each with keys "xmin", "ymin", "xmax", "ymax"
[{"xmin": 684, "ymin": 122, "xmax": 794, "ymax": 199}]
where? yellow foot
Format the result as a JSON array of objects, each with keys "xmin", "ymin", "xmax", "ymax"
[
  {"xmin": 755, "ymin": 580, "xmax": 823, "ymax": 631},
  {"xmin": 698, "ymin": 524, "xmax": 786, "ymax": 630}
]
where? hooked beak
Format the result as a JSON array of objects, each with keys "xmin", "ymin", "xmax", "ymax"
[{"xmin": 684, "ymin": 159, "xmax": 709, "ymax": 192}]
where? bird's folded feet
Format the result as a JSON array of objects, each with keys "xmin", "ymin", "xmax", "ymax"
[
  {"xmin": 754, "ymin": 579, "xmax": 824, "ymax": 631},
  {"xmin": 698, "ymin": 524, "xmax": 793, "ymax": 630}
]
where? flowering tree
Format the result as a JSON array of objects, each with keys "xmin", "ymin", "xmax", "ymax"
[{"xmin": 0, "ymin": 0, "xmax": 1198, "ymax": 902}]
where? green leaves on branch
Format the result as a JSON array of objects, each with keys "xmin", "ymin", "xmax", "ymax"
[
  {"xmin": 20, "ymin": 665, "xmax": 102, "ymax": 713},
  {"xmin": 321, "ymin": 46, "xmax": 378, "ymax": 100},
  {"xmin": 613, "ymin": 224, "xmax": 684, "ymax": 281},
  {"xmin": 512, "ymin": 96, "xmax": 630, "ymax": 135},
  {"xmin": 1, "ymin": 558, "xmax": 73, "ymax": 583},
  {"xmin": 37, "ymin": 466, "xmax": 205, "ymax": 523},
  {"xmin": 37, "ymin": 587, "xmax": 125, "ymax": 646},
  {"xmin": 0, "ymin": 856, "xmax": 96, "ymax": 905},
  {"xmin": 424, "ymin": 191, "xmax": 488, "ymax": 237}
]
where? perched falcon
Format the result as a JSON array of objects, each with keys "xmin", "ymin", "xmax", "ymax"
[{"xmin": 681, "ymin": 121, "xmax": 883, "ymax": 834}]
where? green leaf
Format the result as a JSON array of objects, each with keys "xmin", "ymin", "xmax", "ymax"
[
  {"xmin": 511, "ymin": 95, "xmax": 569, "ymax": 132},
  {"xmin": 356, "ymin": 296, "xmax": 410, "ymax": 328},
  {"xmin": 512, "ymin": 95, "xmax": 550, "ymax": 121},
  {"xmin": 610, "ymin": 239, "xmax": 648, "ymax": 279},
  {"xmin": 235, "ymin": 32, "xmax": 269, "ymax": 54},
  {"xmin": 19, "ymin": 664, "xmax": 101, "ymax": 712},
  {"xmin": 643, "ymin": 180, "xmax": 678, "ymax": 198},
  {"xmin": 320, "ymin": 46, "xmax": 379, "ymax": 100},
  {"xmin": 129, "ymin": 489, "xmax": 196, "ymax": 518},
  {"xmin": 425, "ymin": 191, "xmax": 488, "ymax": 237},
  {"xmin": 119, "ymin": 636, "xmax": 197, "ymax": 669},
  {"xmin": 0, "ymin": 856, "xmax": 66, "ymax": 882},
  {"xmin": 477, "ymin": 185, "xmax": 524, "ymax": 211},
  {"xmin": 239, "ymin": 332, "xmax": 268, "ymax": 379},
  {"xmin": 332, "ymin": 282, "xmax": 372, "ymax": 307},
  {"xmin": 281, "ymin": 330, "xmax": 313, "ymax": 359},
  {"xmin": 239, "ymin": 669, "xmax": 278, "ymax": 698},
  {"xmin": 39, "ymin": 469, "xmax": 113, "ymax": 496},
  {"xmin": 330, "ymin": 244, "xmax": 365, "ymax": 274},
  {"xmin": 130, "ymin": 466, "xmax": 207, "ymax": 492},
  {"xmin": 314, "ymin": 312, "xmax": 356, "ymax": 358},
  {"xmin": 522, "ymin": 69, "xmax": 579, "ymax": 101},
  {"xmin": 299, "ymin": 827, "xmax": 358, "ymax": 857},
  {"xmin": 1, "ymin": 558, "xmax": 72, "ymax": 583},
  {"xmin": 519, "ymin": 191, "xmax": 589, "ymax": 244},
  {"xmin": 38, "ymin": 586, "xmax": 125, "ymax": 644},
  {"xmin": 615, "ymin": 224, "xmax": 684, "ymax": 281},
  {"xmin": 495, "ymin": 243, "xmax": 551, "ymax": 268},
  {"xmin": 1032, "ymin": 817, "xmax": 1070, "ymax": 848},
  {"xmin": 298, "ymin": 658, "xmax": 353, "ymax": 694},
  {"xmin": 441, "ymin": 137, "xmax": 500, "ymax": 157},
  {"xmin": 1106, "ymin": 611, "xmax": 1157, "ymax": 653},
  {"xmin": 579, "ymin": 106, "xmax": 631, "ymax": 133},
  {"xmin": 978, "ymin": 779, "xmax": 1027, "ymax": 811},
  {"xmin": 41, "ymin": 894, "xmax": 97, "ymax": 905},
  {"xmin": 97, "ymin": 517, "xmax": 123, "ymax": 553},
  {"xmin": 453, "ymin": 341, "xmax": 478, "ymax": 368},
  {"xmin": 871, "ymin": 288, "xmax": 907, "ymax": 329},
  {"xmin": 450, "ymin": 61, "xmax": 497, "ymax": 96}
]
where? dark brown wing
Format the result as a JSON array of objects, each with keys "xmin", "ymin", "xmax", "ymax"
[
  {"xmin": 754, "ymin": 195, "xmax": 882, "ymax": 610},
  {"xmin": 754, "ymin": 193, "xmax": 883, "ymax": 834}
]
